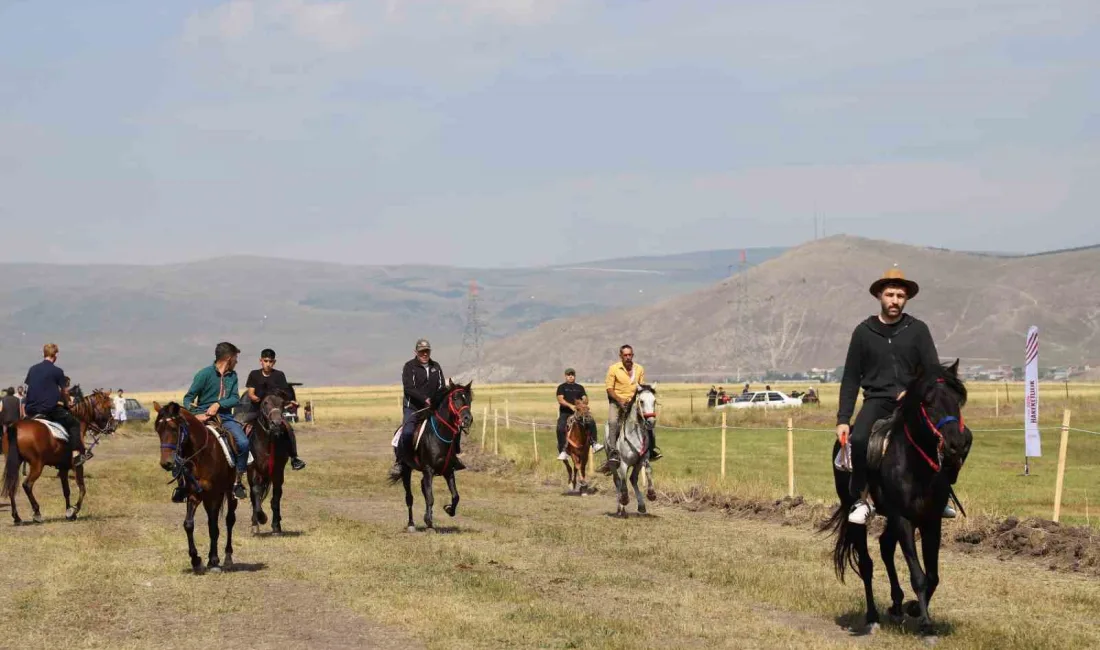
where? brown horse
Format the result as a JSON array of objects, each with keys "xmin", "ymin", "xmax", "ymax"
[
  {"xmin": 562, "ymin": 402, "xmax": 595, "ymax": 495},
  {"xmin": 154, "ymin": 402, "xmax": 239, "ymax": 573},
  {"xmin": 244, "ymin": 392, "xmax": 291, "ymax": 535},
  {"xmin": 2, "ymin": 388, "xmax": 115, "ymax": 524}
]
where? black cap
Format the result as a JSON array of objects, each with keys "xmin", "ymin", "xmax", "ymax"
[{"xmin": 261, "ymin": 348, "xmax": 276, "ymax": 360}]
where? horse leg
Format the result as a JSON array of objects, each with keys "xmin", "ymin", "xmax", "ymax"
[
  {"xmin": 205, "ymin": 497, "xmax": 222, "ymax": 571},
  {"xmin": 630, "ymin": 464, "xmax": 646, "ymax": 515},
  {"xmin": 443, "ymin": 471, "xmax": 459, "ymax": 517},
  {"xmin": 895, "ymin": 518, "xmax": 934, "ymax": 634},
  {"xmin": 224, "ymin": 491, "xmax": 237, "ymax": 568},
  {"xmin": 853, "ymin": 523, "xmax": 880, "ymax": 630},
  {"xmin": 644, "ymin": 460, "xmax": 656, "ymax": 502},
  {"xmin": 249, "ymin": 470, "xmax": 268, "ymax": 534},
  {"xmin": 22, "ymin": 461, "xmax": 44, "ymax": 523},
  {"xmin": 421, "ymin": 469, "xmax": 435, "ymax": 530},
  {"xmin": 401, "ymin": 467, "xmax": 415, "ymax": 533},
  {"xmin": 59, "ymin": 468, "xmax": 75, "ymax": 521},
  {"xmin": 879, "ymin": 522, "xmax": 905, "ymax": 620},
  {"xmin": 184, "ymin": 498, "xmax": 202, "ymax": 573},
  {"xmin": 919, "ymin": 518, "xmax": 943, "ymax": 615},
  {"xmin": 270, "ymin": 468, "xmax": 284, "ymax": 534},
  {"xmin": 614, "ymin": 467, "xmax": 628, "ymax": 517},
  {"xmin": 562, "ymin": 459, "xmax": 574, "ymax": 492},
  {"xmin": 72, "ymin": 464, "xmax": 87, "ymax": 516}
]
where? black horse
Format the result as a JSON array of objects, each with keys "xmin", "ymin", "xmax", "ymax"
[
  {"xmin": 244, "ymin": 392, "xmax": 292, "ymax": 535},
  {"xmin": 824, "ymin": 360, "xmax": 972, "ymax": 636},
  {"xmin": 387, "ymin": 381, "xmax": 473, "ymax": 532}
]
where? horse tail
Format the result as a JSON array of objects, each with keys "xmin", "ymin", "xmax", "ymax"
[
  {"xmin": 2, "ymin": 423, "xmax": 21, "ymax": 498},
  {"xmin": 820, "ymin": 439, "xmax": 860, "ymax": 582}
]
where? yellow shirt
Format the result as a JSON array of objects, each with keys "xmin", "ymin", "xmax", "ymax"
[{"xmin": 605, "ymin": 361, "xmax": 645, "ymax": 403}]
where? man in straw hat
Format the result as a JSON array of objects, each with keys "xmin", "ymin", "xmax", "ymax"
[{"xmin": 837, "ymin": 266, "xmax": 955, "ymax": 525}]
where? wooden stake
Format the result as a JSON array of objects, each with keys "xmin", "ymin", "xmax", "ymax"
[
  {"xmin": 787, "ymin": 417, "xmax": 795, "ymax": 498},
  {"xmin": 995, "ymin": 388, "xmax": 999, "ymax": 418},
  {"xmin": 1053, "ymin": 409, "xmax": 1071, "ymax": 522},
  {"xmin": 720, "ymin": 411, "xmax": 727, "ymax": 480},
  {"xmin": 493, "ymin": 409, "xmax": 499, "ymax": 455},
  {"xmin": 480, "ymin": 406, "xmax": 488, "ymax": 450},
  {"xmin": 505, "ymin": 400, "xmax": 510, "ymax": 429},
  {"xmin": 531, "ymin": 420, "xmax": 539, "ymax": 463}
]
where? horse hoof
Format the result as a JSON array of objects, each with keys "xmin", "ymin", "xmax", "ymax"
[
  {"xmin": 32, "ymin": 514, "xmax": 44, "ymax": 524},
  {"xmin": 866, "ymin": 622, "xmax": 880, "ymax": 635},
  {"xmin": 638, "ymin": 505, "xmax": 647, "ymax": 515},
  {"xmin": 646, "ymin": 490, "xmax": 657, "ymax": 501},
  {"xmin": 406, "ymin": 526, "xmax": 417, "ymax": 533},
  {"xmin": 251, "ymin": 525, "xmax": 260, "ymax": 536},
  {"xmin": 425, "ymin": 527, "xmax": 435, "ymax": 534},
  {"xmin": 443, "ymin": 505, "xmax": 456, "ymax": 517},
  {"xmin": 271, "ymin": 526, "xmax": 282, "ymax": 535},
  {"xmin": 207, "ymin": 565, "xmax": 222, "ymax": 574},
  {"xmin": 921, "ymin": 633, "xmax": 939, "ymax": 646},
  {"xmin": 257, "ymin": 511, "xmax": 268, "ymax": 525},
  {"xmin": 906, "ymin": 601, "xmax": 922, "ymax": 618},
  {"xmin": 65, "ymin": 508, "xmax": 77, "ymax": 521},
  {"xmin": 224, "ymin": 555, "xmax": 234, "ymax": 568}
]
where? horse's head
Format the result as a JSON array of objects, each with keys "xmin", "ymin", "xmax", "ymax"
[
  {"xmin": 440, "ymin": 380, "xmax": 474, "ymax": 431},
  {"xmin": 634, "ymin": 385, "xmax": 657, "ymax": 427},
  {"xmin": 88, "ymin": 389, "xmax": 117, "ymax": 432},
  {"xmin": 70, "ymin": 384, "xmax": 84, "ymax": 402},
  {"xmin": 573, "ymin": 401, "xmax": 593, "ymax": 425},
  {"xmin": 153, "ymin": 402, "xmax": 187, "ymax": 471},
  {"xmin": 259, "ymin": 391, "xmax": 289, "ymax": 436},
  {"xmin": 903, "ymin": 359, "xmax": 972, "ymax": 472}
]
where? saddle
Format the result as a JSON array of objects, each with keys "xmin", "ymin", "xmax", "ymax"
[
  {"xmin": 867, "ymin": 411, "xmax": 898, "ymax": 472},
  {"xmin": 32, "ymin": 416, "xmax": 70, "ymax": 442},
  {"xmin": 203, "ymin": 419, "xmax": 238, "ymax": 468}
]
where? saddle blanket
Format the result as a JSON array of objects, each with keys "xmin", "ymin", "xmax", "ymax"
[
  {"xmin": 207, "ymin": 425, "xmax": 235, "ymax": 468},
  {"xmin": 34, "ymin": 417, "xmax": 70, "ymax": 442},
  {"xmin": 391, "ymin": 420, "xmax": 428, "ymax": 449}
]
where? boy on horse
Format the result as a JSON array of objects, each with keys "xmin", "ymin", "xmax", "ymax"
[
  {"xmin": 244, "ymin": 348, "xmax": 306, "ymax": 471},
  {"xmin": 389, "ymin": 338, "xmax": 459, "ymax": 479},
  {"xmin": 177, "ymin": 342, "xmax": 249, "ymax": 502},
  {"xmin": 837, "ymin": 266, "xmax": 955, "ymax": 525},
  {"xmin": 23, "ymin": 343, "xmax": 86, "ymax": 467},
  {"xmin": 555, "ymin": 367, "xmax": 602, "ymax": 461},
  {"xmin": 598, "ymin": 344, "xmax": 662, "ymax": 474}
]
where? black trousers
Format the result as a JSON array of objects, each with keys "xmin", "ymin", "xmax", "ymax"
[{"xmin": 848, "ymin": 397, "xmax": 896, "ymax": 498}]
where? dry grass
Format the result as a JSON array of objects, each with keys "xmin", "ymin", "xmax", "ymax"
[{"xmin": 2, "ymin": 420, "xmax": 1098, "ymax": 649}]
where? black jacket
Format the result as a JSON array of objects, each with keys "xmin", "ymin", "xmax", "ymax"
[
  {"xmin": 837, "ymin": 314, "xmax": 940, "ymax": 425},
  {"xmin": 402, "ymin": 358, "xmax": 445, "ymax": 409}
]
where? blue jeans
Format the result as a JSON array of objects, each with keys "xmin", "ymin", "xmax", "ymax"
[
  {"xmin": 401, "ymin": 407, "xmax": 418, "ymax": 438},
  {"xmin": 220, "ymin": 415, "xmax": 249, "ymax": 473}
]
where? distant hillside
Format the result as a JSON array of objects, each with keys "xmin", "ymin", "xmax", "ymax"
[
  {"xmin": 478, "ymin": 236, "xmax": 1100, "ymax": 382},
  {"xmin": 0, "ymin": 247, "xmax": 783, "ymax": 389}
]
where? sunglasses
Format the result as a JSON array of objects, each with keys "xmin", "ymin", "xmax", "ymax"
[{"xmin": 417, "ymin": 350, "xmax": 431, "ymax": 355}]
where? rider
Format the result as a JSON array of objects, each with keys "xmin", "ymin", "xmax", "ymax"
[
  {"xmin": 180, "ymin": 342, "xmax": 248, "ymax": 502},
  {"xmin": 389, "ymin": 338, "xmax": 449, "ymax": 480},
  {"xmin": 837, "ymin": 266, "xmax": 955, "ymax": 525},
  {"xmin": 555, "ymin": 367, "xmax": 602, "ymax": 461},
  {"xmin": 244, "ymin": 348, "xmax": 306, "ymax": 471},
  {"xmin": 597, "ymin": 344, "xmax": 661, "ymax": 474},
  {"xmin": 23, "ymin": 343, "xmax": 86, "ymax": 467}
]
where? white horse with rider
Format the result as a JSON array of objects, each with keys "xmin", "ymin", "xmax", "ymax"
[{"xmin": 608, "ymin": 384, "xmax": 658, "ymax": 517}]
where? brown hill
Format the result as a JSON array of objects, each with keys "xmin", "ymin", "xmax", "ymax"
[{"xmin": 478, "ymin": 236, "xmax": 1100, "ymax": 382}]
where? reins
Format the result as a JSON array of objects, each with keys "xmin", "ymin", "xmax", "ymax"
[{"xmin": 902, "ymin": 380, "xmax": 964, "ymax": 473}]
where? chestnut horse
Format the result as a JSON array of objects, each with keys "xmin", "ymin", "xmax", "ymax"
[
  {"xmin": 245, "ymin": 392, "xmax": 291, "ymax": 535},
  {"xmin": 2, "ymin": 388, "xmax": 115, "ymax": 524},
  {"xmin": 561, "ymin": 401, "xmax": 595, "ymax": 494},
  {"xmin": 154, "ymin": 402, "xmax": 239, "ymax": 573}
]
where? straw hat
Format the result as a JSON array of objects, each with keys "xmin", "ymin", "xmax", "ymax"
[{"xmin": 869, "ymin": 265, "xmax": 919, "ymax": 298}]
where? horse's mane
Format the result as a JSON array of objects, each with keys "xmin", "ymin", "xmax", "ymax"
[
  {"xmin": 622, "ymin": 384, "xmax": 656, "ymax": 413},
  {"xmin": 900, "ymin": 362, "xmax": 967, "ymax": 419}
]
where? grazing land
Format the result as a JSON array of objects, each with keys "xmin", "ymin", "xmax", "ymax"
[{"xmin": 2, "ymin": 382, "xmax": 1097, "ymax": 649}]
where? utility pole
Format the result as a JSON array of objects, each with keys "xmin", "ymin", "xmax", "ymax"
[{"xmin": 459, "ymin": 280, "xmax": 485, "ymax": 382}]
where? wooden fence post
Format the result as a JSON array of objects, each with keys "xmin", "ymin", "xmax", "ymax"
[
  {"xmin": 505, "ymin": 400, "xmax": 510, "ymax": 429},
  {"xmin": 995, "ymin": 389, "xmax": 1000, "ymax": 418},
  {"xmin": 494, "ymin": 409, "xmax": 499, "ymax": 455},
  {"xmin": 1053, "ymin": 409, "xmax": 1071, "ymax": 522},
  {"xmin": 531, "ymin": 420, "xmax": 539, "ymax": 463},
  {"xmin": 787, "ymin": 417, "xmax": 795, "ymax": 498},
  {"xmin": 481, "ymin": 406, "xmax": 488, "ymax": 450},
  {"xmin": 720, "ymin": 411, "xmax": 727, "ymax": 480}
]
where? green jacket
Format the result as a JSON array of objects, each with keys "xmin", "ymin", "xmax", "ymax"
[{"xmin": 183, "ymin": 364, "xmax": 241, "ymax": 415}]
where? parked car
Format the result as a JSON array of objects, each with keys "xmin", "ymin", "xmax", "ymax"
[
  {"xmin": 717, "ymin": 390, "xmax": 802, "ymax": 409},
  {"xmin": 124, "ymin": 398, "xmax": 150, "ymax": 422}
]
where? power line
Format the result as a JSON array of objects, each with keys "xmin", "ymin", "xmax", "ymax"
[{"xmin": 459, "ymin": 280, "xmax": 485, "ymax": 382}]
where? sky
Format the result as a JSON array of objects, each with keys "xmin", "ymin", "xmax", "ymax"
[{"xmin": 1, "ymin": 0, "xmax": 1098, "ymax": 267}]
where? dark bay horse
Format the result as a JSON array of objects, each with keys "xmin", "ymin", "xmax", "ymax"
[
  {"xmin": 388, "ymin": 381, "xmax": 473, "ymax": 532},
  {"xmin": 245, "ymin": 392, "xmax": 291, "ymax": 535},
  {"xmin": 154, "ymin": 402, "xmax": 239, "ymax": 573},
  {"xmin": 2, "ymin": 388, "xmax": 115, "ymax": 524},
  {"xmin": 562, "ymin": 401, "xmax": 595, "ymax": 494},
  {"xmin": 824, "ymin": 361, "xmax": 972, "ymax": 635}
]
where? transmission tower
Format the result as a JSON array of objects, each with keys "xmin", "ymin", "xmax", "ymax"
[
  {"xmin": 737, "ymin": 249, "xmax": 748, "ymax": 381},
  {"xmin": 459, "ymin": 280, "xmax": 485, "ymax": 382}
]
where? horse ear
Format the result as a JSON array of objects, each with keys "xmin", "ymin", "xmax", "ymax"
[
  {"xmin": 948, "ymin": 359, "xmax": 960, "ymax": 376},
  {"xmin": 153, "ymin": 401, "xmax": 161, "ymax": 413}
]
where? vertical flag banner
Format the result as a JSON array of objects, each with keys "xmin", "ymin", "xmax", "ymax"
[{"xmin": 1024, "ymin": 326, "xmax": 1042, "ymax": 457}]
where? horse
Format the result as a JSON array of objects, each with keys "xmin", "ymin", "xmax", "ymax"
[
  {"xmin": 2, "ymin": 388, "xmax": 115, "ymax": 524},
  {"xmin": 387, "ymin": 381, "xmax": 473, "ymax": 532},
  {"xmin": 562, "ymin": 401, "xmax": 595, "ymax": 494},
  {"xmin": 610, "ymin": 385, "xmax": 658, "ymax": 517},
  {"xmin": 824, "ymin": 360, "xmax": 972, "ymax": 636},
  {"xmin": 244, "ymin": 392, "xmax": 292, "ymax": 535},
  {"xmin": 153, "ymin": 402, "xmax": 239, "ymax": 573}
]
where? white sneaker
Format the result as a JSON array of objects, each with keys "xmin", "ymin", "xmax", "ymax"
[
  {"xmin": 942, "ymin": 504, "xmax": 957, "ymax": 519},
  {"xmin": 848, "ymin": 500, "xmax": 875, "ymax": 525},
  {"xmin": 556, "ymin": 452, "xmax": 569, "ymax": 461},
  {"xmin": 592, "ymin": 443, "xmax": 605, "ymax": 452}
]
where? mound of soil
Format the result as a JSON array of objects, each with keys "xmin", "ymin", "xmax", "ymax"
[
  {"xmin": 953, "ymin": 516, "xmax": 1100, "ymax": 576},
  {"xmin": 658, "ymin": 486, "xmax": 834, "ymax": 528},
  {"xmin": 461, "ymin": 449, "xmax": 517, "ymax": 475}
]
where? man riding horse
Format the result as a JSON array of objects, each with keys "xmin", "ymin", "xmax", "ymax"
[
  {"xmin": 23, "ymin": 343, "xmax": 86, "ymax": 468},
  {"xmin": 389, "ymin": 338, "xmax": 460, "ymax": 479},
  {"xmin": 172, "ymin": 342, "xmax": 249, "ymax": 503},
  {"xmin": 555, "ymin": 367, "xmax": 602, "ymax": 461},
  {"xmin": 598, "ymin": 344, "xmax": 661, "ymax": 474},
  {"xmin": 243, "ymin": 348, "xmax": 306, "ymax": 471},
  {"xmin": 837, "ymin": 266, "xmax": 956, "ymax": 524}
]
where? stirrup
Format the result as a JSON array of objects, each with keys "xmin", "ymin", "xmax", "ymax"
[
  {"xmin": 291, "ymin": 457, "xmax": 306, "ymax": 471},
  {"xmin": 847, "ymin": 500, "xmax": 875, "ymax": 525},
  {"xmin": 171, "ymin": 486, "xmax": 188, "ymax": 503}
]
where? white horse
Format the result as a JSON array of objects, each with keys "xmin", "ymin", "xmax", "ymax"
[{"xmin": 610, "ymin": 385, "xmax": 657, "ymax": 517}]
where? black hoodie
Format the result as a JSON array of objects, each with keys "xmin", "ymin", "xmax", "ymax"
[{"xmin": 836, "ymin": 314, "xmax": 940, "ymax": 425}]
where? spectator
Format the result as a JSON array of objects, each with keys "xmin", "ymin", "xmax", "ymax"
[
  {"xmin": 304, "ymin": 402, "xmax": 313, "ymax": 422},
  {"xmin": 1, "ymin": 386, "xmax": 22, "ymax": 437},
  {"xmin": 113, "ymin": 389, "xmax": 128, "ymax": 424},
  {"xmin": 742, "ymin": 383, "xmax": 751, "ymax": 395},
  {"xmin": 717, "ymin": 387, "xmax": 728, "ymax": 404},
  {"xmin": 707, "ymin": 386, "xmax": 718, "ymax": 409}
]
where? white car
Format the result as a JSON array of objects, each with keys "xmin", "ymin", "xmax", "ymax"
[{"xmin": 718, "ymin": 390, "xmax": 803, "ymax": 409}]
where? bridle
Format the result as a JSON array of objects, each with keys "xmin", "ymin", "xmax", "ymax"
[
  {"xmin": 157, "ymin": 413, "xmax": 210, "ymax": 483},
  {"xmin": 903, "ymin": 380, "xmax": 964, "ymax": 473},
  {"xmin": 432, "ymin": 389, "xmax": 471, "ymax": 438}
]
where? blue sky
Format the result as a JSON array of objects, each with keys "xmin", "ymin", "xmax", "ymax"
[{"xmin": 1, "ymin": 0, "xmax": 1097, "ymax": 266}]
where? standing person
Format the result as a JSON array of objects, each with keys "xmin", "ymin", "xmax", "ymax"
[
  {"xmin": 706, "ymin": 386, "xmax": 718, "ymax": 409},
  {"xmin": 244, "ymin": 348, "xmax": 306, "ymax": 470},
  {"xmin": 23, "ymin": 343, "xmax": 85, "ymax": 467},
  {"xmin": 741, "ymin": 383, "xmax": 751, "ymax": 395},
  {"xmin": 555, "ymin": 368, "xmax": 602, "ymax": 461},
  {"xmin": 113, "ymin": 390, "xmax": 128, "ymax": 425},
  {"xmin": 389, "ymin": 339, "xmax": 449, "ymax": 479},
  {"xmin": 1, "ymin": 386, "xmax": 22, "ymax": 443},
  {"xmin": 179, "ymin": 342, "xmax": 248, "ymax": 502},
  {"xmin": 598, "ymin": 344, "xmax": 661, "ymax": 473},
  {"xmin": 837, "ymin": 267, "xmax": 954, "ymax": 524}
]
